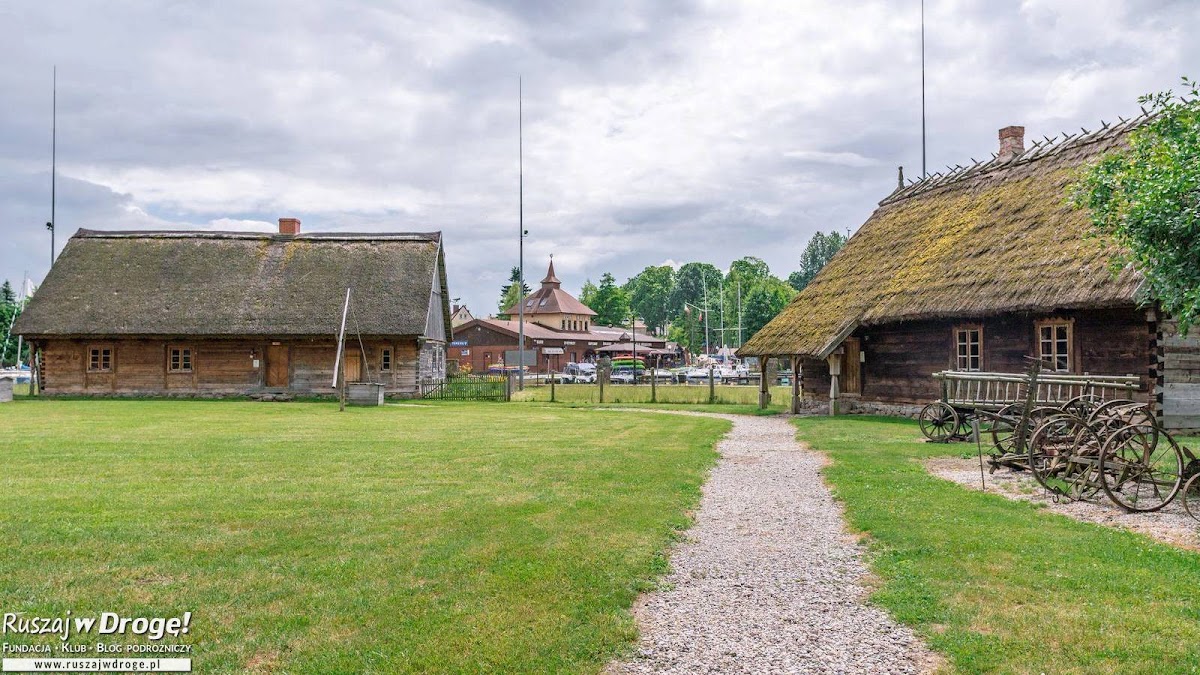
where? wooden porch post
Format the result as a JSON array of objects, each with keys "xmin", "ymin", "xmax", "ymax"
[
  {"xmin": 758, "ymin": 356, "xmax": 771, "ymax": 410},
  {"xmin": 791, "ymin": 356, "xmax": 802, "ymax": 414}
]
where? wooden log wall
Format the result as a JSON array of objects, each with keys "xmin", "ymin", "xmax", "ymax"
[
  {"xmin": 797, "ymin": 307, "xmax": 1152, "ymax": 407},
  {"xmin": 37, "ymin": 337, "xmax": 425, "ymax": 397},
  {"xmin": 1158, "ymin": 320, "xmax": 1200, "ymax": 431}
]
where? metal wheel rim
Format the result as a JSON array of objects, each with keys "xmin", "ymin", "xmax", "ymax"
[
  {"xmin": 1099, "ymin": 426, "xmax": 1183, "ymax": 513},
  {"xmin": 1182, "ymin": 473, "xmax": 1200, "ymax": 522}
]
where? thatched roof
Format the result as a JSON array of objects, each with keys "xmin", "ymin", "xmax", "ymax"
[
  {"xmin": 740, "ymin": 117, "xmax": 1147, "ymax": 358},
  {"xmin": 14, "ymin": 229, "xmax": 452, "ymax": 338}
]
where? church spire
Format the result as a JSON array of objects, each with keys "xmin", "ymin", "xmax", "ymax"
[{"xmin": 540, "ymin": 256, "xmax": 561, "ymax": 288}]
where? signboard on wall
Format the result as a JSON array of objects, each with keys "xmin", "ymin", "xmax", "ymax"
[
  {"xmin": 541, "ymin": 347, "xmax": 564, "ymax": 355},
  {"xmin": 504, "ymin": 349, "xmax": 537, "ymax": 366}
]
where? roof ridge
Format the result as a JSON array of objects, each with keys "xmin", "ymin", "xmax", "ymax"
[
  {"xmin": 879, "ymin": 107, "xmax": 1159, "ymax": 206},
  {"xmin": 73, "ymin": 229, "xmax": 441, "ymax": 241}
]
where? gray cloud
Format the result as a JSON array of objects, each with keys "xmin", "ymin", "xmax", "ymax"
[{"xmin": 1, "ymin": 0, "xmax": 1197, "ymax": 314}]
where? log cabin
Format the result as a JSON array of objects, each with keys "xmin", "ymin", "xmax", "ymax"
[
  {"xmin": 740, "ymin": 119, "xmax": 1200, "ymax": 431},
  {"xmin": 13, "ymin": 219, "xmax": 452, "ymax": 397}
]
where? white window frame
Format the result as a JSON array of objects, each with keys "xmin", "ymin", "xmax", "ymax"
[
  {"xmin": 954, "ymin": 325, "xmax": 982, "ymax": 372},
  {"xmin": 1037, "ymin": 319, "xmax": 1073, "ymax": 372}
]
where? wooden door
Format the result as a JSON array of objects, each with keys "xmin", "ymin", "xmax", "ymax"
[
  {"xmin": 266, "ymin": 344, "xmax": 289, "ymax": 388},
  {"xmin": 343, "ymin": 351, "xmax": 362, "ymax": 384},
  {"xmin": 842, "ymin": 338, "xmax": 862, "ymax": 394}
]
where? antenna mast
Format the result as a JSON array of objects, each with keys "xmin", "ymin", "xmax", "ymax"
[{"xmin": 517, "ymin": 77, "xmax": 525, "ymax": 391}]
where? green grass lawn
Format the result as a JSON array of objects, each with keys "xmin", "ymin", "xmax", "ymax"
[
  {"xmin": 0, "ymin": 400, "xmax": 728, "ymax": 673},
  {"xmin": 796, "ymin": 416, "xmax": 1200, "ymax": 674}
]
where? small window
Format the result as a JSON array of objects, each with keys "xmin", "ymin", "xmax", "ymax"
[
  {"xmin": 538, "ymin": 299, "xmax": 547, "ymax": 306},
  {"xmin": 954, "ymin": 326, "xmax": 981, "ymax": 372},
  {"xmin": 169, "ymin": 347, "xmax": 193, "ymax": 373},
  {"xmin": 1038, "ymin": 320, "xmax": 1072, "ymax": 372},
  {"xmin": 88, "ymin": 345, "xmax": 113, "ymax": 372},
  {"xmin": 381, "ymin": 348, "xmax": 393, "ymax": 372}
]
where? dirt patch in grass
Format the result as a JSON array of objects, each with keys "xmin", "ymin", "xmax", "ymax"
[{"xmin": 926, "ymin": 456, "xmax": 1200, "ymax": 552}]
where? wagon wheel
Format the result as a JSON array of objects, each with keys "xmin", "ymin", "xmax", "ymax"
[
  {"xmin": 955, "ymin": 411, "xmax": 976, "ymax": 440},
  {"xmin": 1087, "ymin": 398, "xmax": 1137, "ymax": 425},
  {"xmin": 1183, "ymin": 473, "xmax": 1200, "ymax": 523},
  {"xmin": 1061, "ymin": 394, "xmax": 1102, "ymax": 418},
  {"xmin": 988, "ymin": 404, "xmax": 1019, "ymax": 459},
  {"xmin": 987, "ymin": 404, "xmax": 1032, "ymax": 469},
  {"xmin": 919, "ymin": 402, "xmax": 959, "ymax": 442},
  {"xmin": 1098, "ymin": 424, "xmax": 1183, "ymax": 513},
  {"xmin": 1028, "ymin": 414, "xmax": 1097, "ymax": 500}
]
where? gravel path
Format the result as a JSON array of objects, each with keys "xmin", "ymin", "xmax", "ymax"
[
  {"xmin": 607, "ymin": 412, "xmax": 936, "ymax": 674},
  {"xmin": 928, "ymin": 456, "xmax": 1200, "ymax": 551}
]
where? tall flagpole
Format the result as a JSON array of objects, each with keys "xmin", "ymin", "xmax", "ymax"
[
  {"xmin": 49, "ymin": 65, "xmax": 57, "ymax": 266},
  {"xmin": 921, "ymin": 0, "xmax": 927, "ymax": 178},
  {"xmin": 517, "ymin": 77, "xmax": 525, "ymax": 391}
]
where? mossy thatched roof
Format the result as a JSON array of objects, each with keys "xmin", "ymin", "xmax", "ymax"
[
  {"xmin": 14, "ymin": 230, "xmax": 451, "ymax": 338},
  {"xmin": 740, "ymin": 120, "xmax": 1144, "ymax": 357}
]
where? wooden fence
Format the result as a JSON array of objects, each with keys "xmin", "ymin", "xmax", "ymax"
[{"xmin": 419, "ymin": 374, "xmax": 510, "ymax": 401}]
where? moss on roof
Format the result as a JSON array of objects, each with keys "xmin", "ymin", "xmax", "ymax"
[
  {"xmin": 741, "ymin": 124, "xmax": 1144, "ymax": 357},
  {"xmin": 14, "ymin": 230, "xmax": 450, "ymax": 338}
]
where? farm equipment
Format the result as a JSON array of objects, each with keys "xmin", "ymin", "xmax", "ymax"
[
  {"xmin": 920, "ymin": 363, "xmax": 1200, "ymax": 516},
  {"xmin": 920, "ymin": 368, "xmax": 1141, "ymax": 469},
  {"xmin": 1024, "ymin": 399, "xmax": 1200, "ymax": 514}
]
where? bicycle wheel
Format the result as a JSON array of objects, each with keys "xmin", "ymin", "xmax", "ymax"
[{"xmin": 1099, "ymin": 424, "xmax": 1183, "ymax": 512}]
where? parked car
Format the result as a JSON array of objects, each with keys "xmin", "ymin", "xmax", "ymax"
[
  {"xmin": 609, "ymin": 366, "xmax": 637, "ymax": 384},
  {"xmin": 559, "ymin": 362, "xmax": 596, "ymax": 383}
]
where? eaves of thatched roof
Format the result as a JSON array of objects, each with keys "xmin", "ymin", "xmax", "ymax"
[
  {"xmin": 14, "ymin": 229, "xmax": 452, "ymax": 339},
  {"xmin": 740, "ymin": 115, "xmax": 1149, "ymax": 358}
]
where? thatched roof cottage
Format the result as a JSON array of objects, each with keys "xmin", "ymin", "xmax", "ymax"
[
  {"xmin": 14, "ymin": 219, "xmax": 452, "ymax": 397},
  {"xmin": 740, "ymin": 121, "xmax": 1199, "ymax": 430}
]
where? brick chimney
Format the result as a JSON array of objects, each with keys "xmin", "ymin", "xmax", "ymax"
[
  {"xmin": 278, "ymin": 217, "xmax": 301, "ymax": 236},
  {"xmin": 998, "ymin": 126, "xmax": 1025, "ymax": 161}
]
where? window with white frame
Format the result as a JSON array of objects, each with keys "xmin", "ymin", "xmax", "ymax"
[
  {"xmin": 380, "ymin": 348, "xmax": 392, "ymax": 372},
  {"xmin": 954, "ymin": 326, "xmax": 982, "ymax": 371},
  {"xmin": 1037, "ymin": 320, "xmax": 1072, "ymax": 372}
]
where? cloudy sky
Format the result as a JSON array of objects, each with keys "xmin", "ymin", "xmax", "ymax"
[{"xmin": 1, "ymin": 0, "xmax": 1195, "ymax": 314}]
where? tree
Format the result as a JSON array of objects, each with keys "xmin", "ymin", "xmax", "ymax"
[
  {"xmin": 497, "ymin": 266, "xmax": 531, "ymax": 314},
  {"xmin": 742, "ymin": 278, "xmax": 798, "ymax": 338},
  {"xmin": 669, "ymin": 262, "xmax": 723, "ymax": 352},
  {"xmin": 625, "ymin": 265, "xmax": 675, "ymax": 334},
  {"xmin": 788, "ymin": 231, "xmax": 847, "ymax": 292},
  {"xmin": 0, "ymin": 280, "xmax": 28, "ymax": 366},
  {"xmin": 590, "ymin": 273, "xmax": 631, "ymax": 327},
  {"xmin": 578, "ymin": 279, "xmax": 599, "ymax": 310},
  {"xmin": 1070, "ymin": 77, "xmax": 1200, "ymax": 332},
  {"xmin": 724, "ymin": 257, "xmax": 773, "ymax": 342}
]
